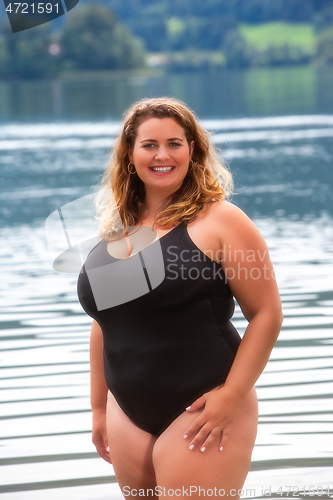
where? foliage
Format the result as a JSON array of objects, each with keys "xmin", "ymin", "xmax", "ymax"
[
  {"xmin": 92, "ymin": 0, "xmax": 318, "ymax": 22},
  {"xmin": 133, "ymin": 18, "xmax": 167, "ymax": 52},
  {"xmin": 316, "ymin": 27, "xmax": 333, "ymax": 64},
  {"xmin": 0, "ymin": 22, "xmax": 58, "ymax": 78},
  {"xmin": 239, "ymin": 22, "xmax": 315, "ymax": 54},
  {"xmin": 313, "ymin": 4, "xmax": 333, "ymax": 65},
  {"xmin": 58, "ymin": 4, "xmax": 145, "ymax": 71},
  {"xmin": 72, "ymin": 0, "xmax": 321, "ymax": 53},
  {"xmin": 0, "ymin": 0, "xmax": 331, "ymax": 30},
  {"xmin": 252, "ymin": 45, "xmax": 312, "ymax": 67},
  {"xmin": 0, "ymin": 0, "xmax": 332, "ymax": 77},
  {"xmin": 223, "ymin": 30, "xmax": 251, "ymax": 69},
  {"xmin": 0, "ymin": 3, "xmax": 145, "ymax": 78},
  {"xmin": 222, "ymin": 23, "xmax": 316, "ymax": 69},
  {"xmin": 313, "ymin": 3, "xmax": 333, "ymax": 32},
  {"xmin": 163, "ymin": 16, "xmax": 236, "ymax": 52},
  {"xmin": 165, "ymin": 50, "xmax": 226, "ymax": 72},
  {"xmin": 236, "ymin": 0, "xmax": 313, "ymax": 24}
]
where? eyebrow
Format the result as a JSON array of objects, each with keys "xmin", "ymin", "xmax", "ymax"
[{"xmin": 140, "ymin": 137, "xmax": 184, "ymax": 143}]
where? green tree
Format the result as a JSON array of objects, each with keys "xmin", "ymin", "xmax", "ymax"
[
  {"xmin": 313, "ymin": 3, "xmax": 333, "ymax": 32},
  {"xmin": 133, "ymin": 18, "xmax": 167, "ymax": 52},
  {"xmin": 238, "ymin": 0, "xmax": 313, "ymax": 23},
  {"xmin": 223, "ymin": 30, "xmax": 250, "ymax": 68},
  {"xmin": 166, "ymin": 15, "xmax": 237, "ymax": 51},
  {"xmin": 0, "ymin": 21, "xmax": 58, "ymax": 79},
  {"xmin": 316, "ymin": 26, "xmax": 333, "ymax": 64},
  {"xmin": 59, "ymin": 4, "xmax": 145, "ymax": 70},
  {"xmin": 0, "ymin": 33, "xmax": 10, "ymax": 74}
]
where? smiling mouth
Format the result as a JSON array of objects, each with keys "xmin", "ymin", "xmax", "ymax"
[{"xmin": 150, "ymin": 166, "xmax": 175, "ymax": 172}]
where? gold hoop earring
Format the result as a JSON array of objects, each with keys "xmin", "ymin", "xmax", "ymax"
[
  {"xmin": 127, "ymin": 162, "xmax": 136, "ymax": 175},
  {"xmin": 188, "ymin": 160, "xmax": 194, "ymax": 173}
]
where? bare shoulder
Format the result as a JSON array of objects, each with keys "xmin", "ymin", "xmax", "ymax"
[
  {"xmin": 208, "ymin": 200, "xmax": 263, "ymax": 246},
  {"xmin": 211, "ymin": 200, "xmax": 249, "ymax": 220}
]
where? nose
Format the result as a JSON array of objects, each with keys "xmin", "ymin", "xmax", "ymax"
[{"xmin": 154, "ymin": 146, "xmax": 170, "ymax": 161}]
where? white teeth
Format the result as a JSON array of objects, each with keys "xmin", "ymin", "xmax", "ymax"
[{"xmin": 152, "ymin": 167, "xmax": 174, "ymax": 172}]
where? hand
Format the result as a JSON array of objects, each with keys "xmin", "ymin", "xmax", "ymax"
[
  {"xmin": 92, "ymin": 409, "xmax": 112, "ymax": 464},
  {"xmin": 183, "ymin": 386, "xmax": 243, "ymax": 452}
]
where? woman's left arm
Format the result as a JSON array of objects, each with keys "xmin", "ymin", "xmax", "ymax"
[{"xmin": 184, "ymin": 202, "xmax": 283, "ymax": 451}]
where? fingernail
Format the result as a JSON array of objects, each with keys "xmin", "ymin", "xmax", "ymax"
[
  {"xmin": 186, "ymin": 406, "xmax": 191, "ymax": 410},
  {"xmin": 189, "ymin": 444, "xmax": 194, "ymax": 450},
  {"xmin": 219, "ymin": 446, "xmax": 223, "ymax": 451},
  {"xmin": 201, "ymin": 447, "xmax": 206, "ymax": 452},
  {"xmin": 183, "ymin": 434, "xmax": 188, "ymax": 439}
]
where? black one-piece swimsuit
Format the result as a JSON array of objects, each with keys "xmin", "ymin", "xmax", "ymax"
[{"xmin": 77, "ymin": 221, "xmax": 241, "ymax": 436}]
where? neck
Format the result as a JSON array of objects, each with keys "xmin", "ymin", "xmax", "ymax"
[{"xmin": 141, "ymin": 187, "xmax": 174, "ymax": 224}]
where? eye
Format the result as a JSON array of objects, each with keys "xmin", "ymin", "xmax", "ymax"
[
  {"xmin": 142, "ymin": 143, "xmax": 156, "ymax": 148},
  {"xmin": 169, "ymin": 142, "xmax": 181, "ymax": 147}
]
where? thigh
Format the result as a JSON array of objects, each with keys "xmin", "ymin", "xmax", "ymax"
[
  {"xmin": 106, "ymin": 391, "xmax": 158, "ymax": 499},
  {"xmin": 152, "ymin": 388, "xmax": 258, "ymax": 500}
]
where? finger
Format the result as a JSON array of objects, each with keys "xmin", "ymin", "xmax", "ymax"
[
  {"xmin": 95, "ymin": 437, "xmax": 112, "ymax": 464},
  {"xmin": 219, "ymin": 426, "xmax": 231, "ymax": 451},
  {"xmin": 188, "ymin": 423, "xmax": 210, "ymax": 450},
  {"xmin": 186, "ymin": 395, "xmax": 206, "ymax": 412},
  {"xmin": 183, "ymin": 414, "xmax": 206, "ymax": 440},
  {"xmin": 218, "ymin": 430, "xmax": 224, "ymax": 451},
  {"xmin": 93, "ymin": 435, "xmax": 112, "ymax": 464},
  {"xmin": 199, "ymin": 428, "xmax": 220, "ymax": 452},
  {"xmin": 96, "ymin": 444, "xmax": 112, "ymax": 463}
]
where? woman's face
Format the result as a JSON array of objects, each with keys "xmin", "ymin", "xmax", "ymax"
[{"xmin": 128, "ymin": 117, "xmax": 194, "ymax": 195}]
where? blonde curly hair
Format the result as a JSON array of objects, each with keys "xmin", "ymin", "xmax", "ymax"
[{"xmin": 96, "ymin": 97, "xmax": 233, "ymax": 239}]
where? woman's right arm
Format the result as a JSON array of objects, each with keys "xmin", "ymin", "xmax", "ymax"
[{"xmin": 90, "ymin": 319, "xmax": 112, "ymax": 463}]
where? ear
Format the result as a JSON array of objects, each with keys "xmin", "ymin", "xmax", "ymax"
[
  {"xmin": 127, "ymin": 145, "xmax": 134, "ymax": 164},
  {"xmin": 189, "ymin": 140, "xmax": 195, "ymax": 158}
]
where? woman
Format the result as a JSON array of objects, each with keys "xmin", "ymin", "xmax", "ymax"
[{"xmin": 77, "ymin": 97, "xmax": 283, "ymax": 499}]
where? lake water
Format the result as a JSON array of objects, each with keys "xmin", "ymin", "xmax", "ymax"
[{"xmin": 0, "ymin": 66, "xmax": 333, "ymax": 499}]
